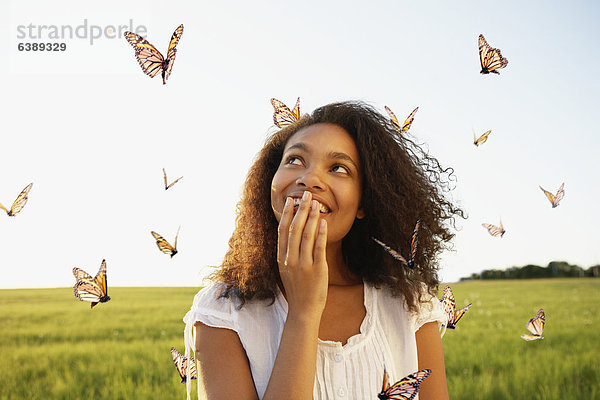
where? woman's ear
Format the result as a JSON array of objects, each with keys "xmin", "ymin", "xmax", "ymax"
[{"xmin": 356, "ymin": 207, "xmax": 365, "ymax": 219}]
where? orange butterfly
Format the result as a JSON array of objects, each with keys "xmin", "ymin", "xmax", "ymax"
[
  {"xmin": 0, "ymin": 183, "xmax": 33, "ymax": 216},
  {"xmin": 521, "ymin": 309, "xmax": 545, "ymax": 341},
  {"xmin": 378, "ymin": 367, "xmax": 431, "ymax": 399},
  {"xmin": 270, "ymin": 97, "xmax": 300, "ymax": 128},
  {"xmin": 482, "ymin": 219, "xmax": 505, "ymax": 237},
  {"xmin": 72, "ymin": 260, "xmax": 111, "ymax": 309},
  {"xmin": 539, "ymin": 183, "xmax": 564, "ymax": 208},
  {"xmin": 372, "ymin": 219, "xmax": 420, "ymax": 269},
  {"xmin": 124, "ymin": 24, "xmax": 184, "ymax": 84},
  {"xmin": 440, "ymin": 285, "xmax": 472, "ymax": 331},
  {"xmin": 163, "ymin": 168, "xmax": 183, "ymax": 190},
  {"xmin": 171, "ymin": 347, "xmax": 197, "ymax": 383},
  {"xmin": 151, "ymin": 226, "xmax": 180, "ymax": 257},
  {"xmin": 385, "ymin": 106, "xmax": 419, "ymax": 134},
  {"xmin": 473, "ymin": 129, "xmax": 492, "ymax": 147},
  {"xmin": 478, "ymin": 34, "xmax": 508, "ymax": 74}
]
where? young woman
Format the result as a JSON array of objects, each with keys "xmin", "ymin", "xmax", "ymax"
[{"xmin": 183, "ymin": 101, "xmax": 464, "ymax": 399}]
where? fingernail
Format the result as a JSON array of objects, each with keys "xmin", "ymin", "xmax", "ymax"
[
  {"xmin": 285, "ymin": 197, "xmax": 292, "ymax": 208},
  {"xmin": 302, "ymin": 191, "xmax": 311, "ymax": 201},
  {"xmin": 311, "ymin": 200, "xmax": 318, "ymax": 211}
]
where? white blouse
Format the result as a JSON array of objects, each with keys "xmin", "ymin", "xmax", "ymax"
[{"xmin": 183, "ymin": 281, "xmax": 446, "ymax": 400}]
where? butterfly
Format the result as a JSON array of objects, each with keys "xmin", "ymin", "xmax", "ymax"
[
  {"xmin": 473, "ymin": 129, "xmax": 492, "ymax": 147},
  {"xmin": 521, "ymin": 308, "xmax": 545, "ymax": 341},
  {"xmin": 270, "ymin": 97, "xmax": 300, "ymax": 128},
  {"xmin": 151, "ymin": 226, "xmax": 180, "ymax": 257},
  {"xmin": 539, "ymin": 183, "xmax": 565, "ymax": 208},
  {"xmin": 478, "ymin": 34, "xmax": 508, "ymax": 74},
  {"xmin": 378, "ymin": 367, "xmax": 431, "ymax": 400},
  {"xmin": 124, "ymin": 24, "xmax": 184, "ymax": 84},
  {"xmin": 72, "ymin": 259, "xmax": 111, "ymax": 308},
  {"xmin": 0, "ymin": 183, "xmax": 33, "ymax": 216},
  {"xmin": 372, "ymin": 219, "xmax": 420, "ymax": 269},
  {"xmin": 171, "ymin": 347, "xmax": 198, "ymax": 383},
  {"xmin": 163, "ymin": 168, "xmax": 183, "ymax": 190},
  {"xmin": 385, "ymin": 106, "xmax": 419, "ymax": 134},
  {"xmin": 440, "ymin": 285, "xmax": 472, "ymax": 330},
  {"xmin": 482, "ymin": 219, "xmax": 505, "ymax": 237}
]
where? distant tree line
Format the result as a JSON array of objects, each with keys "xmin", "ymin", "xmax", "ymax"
[{"xmin": 460, "ymin": 261, "xmax": 600, "ymax": 281}]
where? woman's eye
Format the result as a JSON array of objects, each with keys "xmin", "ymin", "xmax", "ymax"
[
  {"xmin": 332, "ymin": 165, "xmax": 349, "ymax": 174},
  {"xmin": 286, "ymin": 156, "xmax": 302, "ymax": 165}
]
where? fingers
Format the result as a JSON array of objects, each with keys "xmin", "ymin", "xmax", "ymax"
[
  {"xmin": 286, "ymin": 191, "xmax": 313, "ymax": 265},
  {"xmin": 299, "ymin": 199, "xmax": 322, "ymax": 261},
  {"xmin": 313, "ymin": 219, "xmax": 327, "ymax": 265},
  {"xmin": 277, "ymin": 197, "xmax": 293, "ymax": 267}
]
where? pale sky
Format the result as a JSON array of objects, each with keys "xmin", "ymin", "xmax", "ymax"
[{"xmin": 1, "ymin": 0, "xmax": 599, "ymax": 289}]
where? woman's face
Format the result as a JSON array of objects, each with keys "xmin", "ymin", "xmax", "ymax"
[{"xmin": 271, "ymin": 123, "xmax": 364, "ymax": 244}]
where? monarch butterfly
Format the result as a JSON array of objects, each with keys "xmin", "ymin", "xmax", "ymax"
[
  {"xmin": 521, "ymin": 308, "xmax": 545, "ymax": 341},
  {"xmin": 151, "ymin": 226, "xmax": 180, "ymax": 257},
  {"xmin": 124, "ymin": 24, "xmax": 184, "ymax": 84},
  {"xmin": 378, "ymin": 367, "xmax": 431, "ymax": 400},
  {"xmin": 372, "ymin": 219, "xmax": 420, "ymax": 269},
  {"xmin": 440, "ymin": 285, "xmax": 472, "ymax": 331},
  {"xmin": 270, "ymin": 97, "xmax": 300, "ymax": 128},
  {"xmin": 482, "ymin": 219, "xmax": 505, "ymax": 237},
  {"xmin": 171, "ymin": 347, "xmax": 197, "ymax": 383},
  {"xmin": 478, "ymin": 34, "xmax": 508, "ymax": 74},
  {"xmin": 385, "ymin": 106, "xmax": 419, "ymax": 134},
  {"xmin": 72, "ymin": 260, "xmax": 110, "ymax": 308},
  {"xmin": 163, "ymin": 168, "xmax": 183, "ymax": 190},
  {"xmin": 473, "ymin": 129, "xmax": 492, "ymax": 147},
  {"xmin": 0, "ymin": 183, "xmax": 33, "ymax": 216},
  {"xmin": 539, "ymin": 183, "xmax": 565, "ymax": 208}
]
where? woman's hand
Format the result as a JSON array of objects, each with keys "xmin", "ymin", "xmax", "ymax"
[{"xmin": 277, "ymin": 190, "xmax": 329, "ymax": 321}]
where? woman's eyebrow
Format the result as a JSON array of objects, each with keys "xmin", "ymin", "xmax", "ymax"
[
  {"xmin": 285, "ymin": 142, "xmax": 358, "ymax": 170},
  {"xmin": 327, "ymin": 151, "xmax": 359, "ymax": 170}
]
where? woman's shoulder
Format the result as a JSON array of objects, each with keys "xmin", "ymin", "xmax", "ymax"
[
  {"xmin": 185, "ymin": 279, "xmax": 284, "ymax": 331},
  {"xmin": 371, "ymin": 281, "xmax": 447, "ymax": 331}
]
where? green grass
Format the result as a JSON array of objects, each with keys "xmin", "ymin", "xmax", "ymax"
[
  {"xmin": 442, "ymin": 279, "xmax": 600, "ymax": 399},
  {"xmin": 1, "ymin": 279, "xmax": 599, "ymax": 399}
]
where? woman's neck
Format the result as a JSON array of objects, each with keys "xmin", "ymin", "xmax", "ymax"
[{"xmin": 326, "ymin": 241, "xmax": 362, "ymax": 286}]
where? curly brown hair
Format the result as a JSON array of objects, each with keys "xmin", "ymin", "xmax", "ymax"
[{"xmin": 213, "ymin": 101, "xmax": 465, "ymax": 313}]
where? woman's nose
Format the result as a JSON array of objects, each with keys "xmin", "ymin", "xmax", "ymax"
[{"xmin": 295, "ymin": 168, "xmax": 324, "ymax": 190}]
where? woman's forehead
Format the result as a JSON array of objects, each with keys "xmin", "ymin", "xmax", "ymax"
[{"xmin": 283, "ymin": 123, "xmax": 360, "ymax": 160}]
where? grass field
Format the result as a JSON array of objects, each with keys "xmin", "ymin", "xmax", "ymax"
[{"xmin": 1, "ymin": 279, "xmax": 598, "ymax": 399}]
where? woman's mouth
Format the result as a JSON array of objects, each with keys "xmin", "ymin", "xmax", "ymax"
[{"xmin": 292, "ymin": 197, "xmax": 331, "ymax": 214}]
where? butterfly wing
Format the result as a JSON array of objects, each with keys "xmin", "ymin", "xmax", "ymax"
[
  {"xmin": 407, "ymin": 219, "xmax": 420, "ymax": 269},
  {"xmin": 124, "ymin": 31, "xmax": 165, "ymax": 79},
  {"xmin": 381, "ymin": 369, "xmax": 432, "ymax": 400},
  {"xmin": 163, "ymin": 24, "xmax": 184, "ymax": 84},
  {"xmin": 385, "ymin": 106, "xmax": 402, "ymax": 132},
  {"xmin": 73, "ymin": 267, "xmax": 94, "ymax": 282},
  {"xmin": 478, "ymin": 34, "xmax": 508, "ymax": 74},
  {"xmin": 73, "ymin": 280, "xmax": 104, "ymax": 306},
  {"xmin": 5, "ymin": 183, "xmax": 33, "ymax": 216},
  {"xmin": 271, "ymin": 97, "xmax": 301, "ymax": 128},
  {"xmin": 173, "ymin": 226, "xmax": 181, "ymax": 251},
  {"xmin": 474, "ymin": 130, "xmax": 492, "ymax": 146},
  {"xmin": 482, "ymin": 222, "xmax": 504, "ymax": 237},
  {"xmin": 93, "ymin": 259, "xmax": 109, "ymax": 298},
  {"xmin": 163, "ymin": 168, "xmax": 183, "ymax": 190},
  {"xmin": 171, "ymin": 347, "xmax": 197, "ymax": 383},
  {"xmin": 451, "ymin": 303, "xmax": 472, "ymax": 328},
  {"xmin": 552, "ymin": 183, "xmax": 565, "ymax": 207},
  {"xmin": 440, "ymin": 286, "xmax": 456, "ymax": 327},
  {"xmin": 401, "ymin": 107, "xmax": 419, "ymax": 133},
  {"xmin": 151, "ymin": 231, "xmax": 177, "ymax": 257},
  {"xmin": 372, "ymin": 237, "xmax": 408, "ymax": 265}
]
